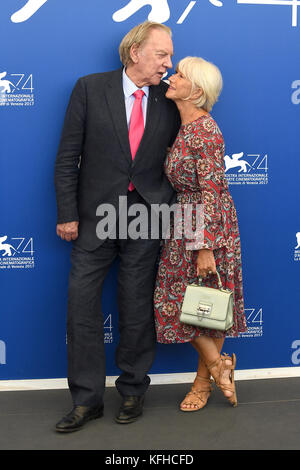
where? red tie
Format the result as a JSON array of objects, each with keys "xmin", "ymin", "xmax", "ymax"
[{"xmin": 128, "ymin": 89, "xmax": 145, "ymax": 191}]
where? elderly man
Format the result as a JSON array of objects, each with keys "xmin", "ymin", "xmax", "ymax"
[{"xmin": 54, "ymin": 21, "xmax": 180, "ymax": 432}]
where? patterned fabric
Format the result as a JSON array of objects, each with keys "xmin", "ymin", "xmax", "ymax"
[{"xmin": 154, "ymin": 114, "xmax": 247, "ymax": 342}]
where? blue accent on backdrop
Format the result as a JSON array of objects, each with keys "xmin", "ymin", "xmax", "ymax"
[{"xmin": 1, "ymin": 0, "xmax": 299, "ymax": 380}]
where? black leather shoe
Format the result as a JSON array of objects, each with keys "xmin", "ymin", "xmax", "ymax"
[
  {"xmin": 55, "ymin": 405, "xmax": 104, "ymax": 433},
  {"xmin": 115, "ymin": 395, "xmax": 145, "ymax": 424}
]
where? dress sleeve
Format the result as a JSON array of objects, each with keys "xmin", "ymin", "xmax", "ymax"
[{"xmin": 187, "ymin": 119, "xmax": 227, "ymax": 251}]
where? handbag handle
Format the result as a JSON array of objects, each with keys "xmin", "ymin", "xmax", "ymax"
[{"xmin": 198, "ymin": 270, "xmax": 222, "ymax": 290}]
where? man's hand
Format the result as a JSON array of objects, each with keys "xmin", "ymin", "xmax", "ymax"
[
  {"xmin": 56, "ymin": 221, "xmax": 79, "ymax": 242},
  {"xmin": 196, "ymin": 249, "xmax": 216, "ymax": 278}
]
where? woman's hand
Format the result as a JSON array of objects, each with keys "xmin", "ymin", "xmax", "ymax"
[{"xmin": 196, "ymin": 249, "xmax": 216, "ymax": 278}]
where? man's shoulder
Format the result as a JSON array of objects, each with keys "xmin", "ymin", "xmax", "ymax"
[
  {"xmin": 158, "ymin": 79, "xmax": 169, "ymax": 92},
  {"xmin": 154, "ymin": 80, "xmax": 178, "ymax": 114},
  {"xmin": 151, "ymin": 79, "xmax": 169, "ymax": 97},
  {"xmin": 77, "ymin": 68, "xmax": 122, "ymax": 86}
]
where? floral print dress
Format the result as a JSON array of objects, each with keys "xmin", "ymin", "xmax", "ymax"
[{"xmin": 154, "ymin": 114, "xmax": 247, "ymax": 342}]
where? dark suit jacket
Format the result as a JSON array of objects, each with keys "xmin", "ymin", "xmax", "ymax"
[{"xmin": 55, "ymin": 68, "xmax": 181, "ymax": 251}]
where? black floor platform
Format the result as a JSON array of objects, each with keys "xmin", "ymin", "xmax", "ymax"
[{"xmin": 0, "ymin": 377, "xmax": 300, "ymax": 450}]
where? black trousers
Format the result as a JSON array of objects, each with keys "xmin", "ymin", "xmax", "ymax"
[{"xmin": 66, "ymin": 190, "xmax": 161, "ymax": 407}]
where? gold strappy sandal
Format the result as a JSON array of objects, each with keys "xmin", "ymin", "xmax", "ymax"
[
  {"xmin": 180, "ymin": 376, "xmax": 213, "ymax": 412},
  {"xmin": 207, "ymin": 353, "xmax": 237, "ymax": 407}
]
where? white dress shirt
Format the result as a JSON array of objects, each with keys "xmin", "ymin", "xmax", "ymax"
[{"xmin": 122, "ymin": 68, "xmax": 149, "ymax": 128}]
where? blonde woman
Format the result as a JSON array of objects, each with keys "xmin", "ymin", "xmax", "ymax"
[{"xmin": 154, "ymin": 57, "xmax": 247, "ymax": 411}]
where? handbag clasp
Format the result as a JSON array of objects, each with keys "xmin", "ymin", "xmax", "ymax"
[{"xmin": 196, "ymin": 302, "xmax": 212, "ymax": 318}]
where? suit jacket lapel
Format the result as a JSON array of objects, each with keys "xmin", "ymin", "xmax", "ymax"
[{"xmin": 104, "ymin": 68, "xmax": 132, "ymax": 163}]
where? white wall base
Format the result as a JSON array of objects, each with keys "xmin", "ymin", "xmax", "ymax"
[{"xmin": 1, "ymin": 367, "xmax": 300, "ymax": 391}]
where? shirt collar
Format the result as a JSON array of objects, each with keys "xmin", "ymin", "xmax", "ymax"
[{"xmin": 122, "ymin": 68, "xmax": 149, "ymax": 98}]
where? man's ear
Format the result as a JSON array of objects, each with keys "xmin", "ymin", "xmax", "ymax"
[{"xmin": 130, "ymin": 43, "xmax": 140, "ymax": 64}]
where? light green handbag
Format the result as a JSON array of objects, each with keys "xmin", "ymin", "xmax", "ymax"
[{"xmin": 180, "ymin": 271, "xmax": 234, "ymax": 331}]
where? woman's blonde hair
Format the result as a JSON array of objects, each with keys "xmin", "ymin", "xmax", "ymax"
[
  {"xmin": 177, "ymin": 56, "xmax": 223, "ymax": 112},
  {"xmin": 119, "ymin": 21, "xmax": 172, "ymax": 67}
]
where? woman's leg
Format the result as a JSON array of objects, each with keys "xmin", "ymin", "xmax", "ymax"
[
  {"xmin": 191, "ymin": 337, "xmax": 225, "ymax": 378},
  {"xmin": 180, "ymin": 337, "xmax": 223, "ymax": 410},
  {"xmin": 191, "ymin": 335, "xmax": 234, "ymax": 399}
]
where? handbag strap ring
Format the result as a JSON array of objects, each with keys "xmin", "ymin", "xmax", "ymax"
[{"xmin": 198, "ymin": 270, "xmax": 222, "ymax": 289}]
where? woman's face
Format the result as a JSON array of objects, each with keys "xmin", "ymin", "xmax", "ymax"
[{"xmin": 166, "ymin": 69, "xmax": 194, "ymax": 102}]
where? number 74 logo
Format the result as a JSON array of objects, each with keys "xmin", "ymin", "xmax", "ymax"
[
  {"xmin": 11, "ymin": 238, "xmax": 34, "ymax": 256},
  {"xmin": 8, "ymin": 74, "xmax": 34, "ymax": 94},
  {"xmin": 245, "ymin": 308, "xmax": 263, "ymax": 325}
]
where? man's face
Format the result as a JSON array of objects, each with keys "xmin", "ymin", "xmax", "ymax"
[{"xmin": 132, "ymin": 29, "xmax": 173, "ymax": 86}]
